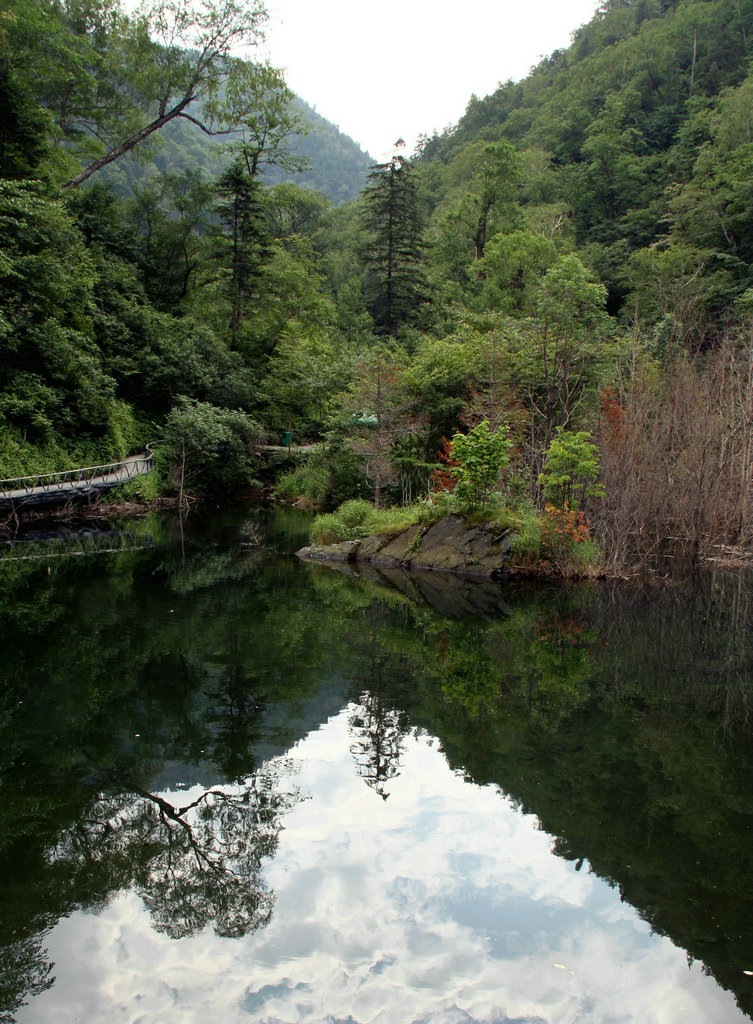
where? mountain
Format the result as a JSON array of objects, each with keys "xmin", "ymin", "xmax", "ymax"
[
  {"xmin": 416, "ymin": 0, "xmax": 752, "ymax": 315},
  {"xmin": 100, "ymin": 96, "xmax": 373, "ymax": 206}
]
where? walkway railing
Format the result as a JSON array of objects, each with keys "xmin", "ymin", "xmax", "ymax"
[
  {"xmin": 0, "ymin": 530, "xmax": 155, "ymax": 561},
  {"xmin": 0, "ymin": 442, "xmax": 158, "ymax": 508}
]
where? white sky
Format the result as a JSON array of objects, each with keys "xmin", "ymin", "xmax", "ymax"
[{"xmin": 259, "ymin": 0, "xmax": 601, "ymax": 159}]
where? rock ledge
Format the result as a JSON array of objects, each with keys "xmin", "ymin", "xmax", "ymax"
[{"xmin": 296, "ymin": 514, "xmax": 516, "ymax": 578}]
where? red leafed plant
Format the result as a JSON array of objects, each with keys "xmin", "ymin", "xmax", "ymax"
[
  {"xmin": 600, "ymin": 385, "xmax": 626, "ymax": 445},
  {"xmin": 431, "ymin": 436, "xmax": 458, "ymax": 492}
]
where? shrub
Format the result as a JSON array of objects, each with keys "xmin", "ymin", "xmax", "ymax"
[
  {"xmin": 539, "ymin": 503, "xmax": 602, "ymax": 576},
  {"xmin": 510, "ymin": 504, "xmax": 544, "ymax": 564},
  {"xmin": 310, "ymin": 499, "xmax": 432, "ymax": 545},
  {"xmin": 449, "ymin": 421, "xmax": 511, "ymax": 510},
  {"xmin": 162, "ymin": 398, "xmax": 264, "ymax": 499},
  {"xmin": 275, "ymin": 463, "xmax": 330, "ymax": 506},
  {"xmin": 539, "ymin": 429, "xmax": 604, "ymax": 509},
  {"xmin": 311, "ymin": 499, "xmax": 377, "ymax": 544},
  {"xmin": 274, "ymin": 438, "xmax": 369, "ymax": 510}
]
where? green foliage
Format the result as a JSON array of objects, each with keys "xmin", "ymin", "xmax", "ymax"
[
  {"xmin": 449, "ymin": 420, "xmax": 511, "ymax": 510},
  {"xmin": 162, "ymin": 398, "xmax": 264, "ymax": 497},
  {"xmin": 0, "ymin": 430, "xmax": 111, "ymax": 480},
  {"xmin": 405, "ymin": 332, "xmax": 483, "ymax": 451},
  {"xmin": 476, "ymin": 229, "xmax": 558, "ymax": 314},
  {"xmin": 509, "ymin": 503, "xmax": 544, "ymax": 563},
  {"xmin": 0, "ymin": 61, "xmax": 53, "ymax": 179},
  {"xmin": 274, "ymin": 432, "xmax": 369, "ymax": 510},
  {"xmin": 109, "ymin": 464, "xmax": 162, "ymax": 503},
  {"xmin": 360, "ymin": 150, "xmax": 429, "ymax": 337},
  {"xmin": 539, "ymin": 428, "xmax": 605, "ymax": 509},
  {"xmin": 310, "ymin": 498, "xmax": 429, "ymax": 544},
  {"xmin": 2, "ymin": 0, "xmax": 753, "ymax": 540},
  {"xmin": 98, "ymin": 95, "xmax": 371, "ymax": 207},
  {"xmin": 215, "ymin": 160, "xmax": 273, "ymax": 346},
  {"xmin": 274, "ymin": 460, "xmax": 331, "ymax": 506},
  {"xmin": 311, "ymin": 498, "xmax": 376, "ymax": 544},
  {"xmin": 0, "ymin": 180, "xmax": 119, "ymax": 440},
  {"xmin": 419, "ymin": 0, "xmax": 753, "ymax": 322}
]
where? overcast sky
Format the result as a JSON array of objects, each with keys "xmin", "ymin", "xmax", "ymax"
[{"xmin": 258, "ymin": 0, "xmax": 601, "ymax": 159}]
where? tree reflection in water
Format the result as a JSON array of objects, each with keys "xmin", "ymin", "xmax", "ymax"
[
  {"xmin": 0, "ymin": 934, "xmax": 55, "ymax": 1022},
  {"xmin": 349, "ymin": 694, "xmax": 407, "ymax": 800},
  {"xmin": 0, "ymin": 759, "xmax": 303, "ymax": 1020},
  {"xmin": 47, "ymin": 760, "xmax": 303, "ymax": 941}
]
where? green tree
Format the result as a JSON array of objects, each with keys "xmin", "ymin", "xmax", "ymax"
[
  {"xmin": 449, "ymin": 420, "xmax": 511, "ymax": 510},
  {"xmin": 162, "ymin": 397, "xmax": 263, "ymax": 501},
  {"xmin": 525, "ymin": 254, "xmax": 612, "ymax": 439},
  {"xmin": 538, "ymin": 428, "xmax": 604, "ymax": 509},
  {"xmin": 247, "ymin": 234, "xmax": 335, "ymax": 371},
  {"xmin": 59, "ymin": 0, "xmax": 269, "ymax": 189},
  {"xmin": 0, "ymin": 56, "xmax": 52, "ymax": 178},
  {"xmin": 212, "ymin": 59, "xmax": 310, "ymax": 178},
  {"xmin": 477, "ymin": 229, "xmax": 558, "ymax": 314},
  {"xmin": 360, "ymin": 147, "xmax": 429, "ymax": 337},
  {"xmin": 343, "ymin": 344, "xmax": 411, "ymax": 508},
  {"xmin": 258, "ymin": 324, "xmax": 346, "ymax": 441},
  {"xmin": 126, "ymin": 170, "xmax": 215, "ymax": 313},
  {"xmin": 215, "ymin": 158, "xmax": 272, "ymax": 346},
  {"xmin": 265, "ymin": 182, "xmax": 330, "ymax": 241},
  {"xmin": 0, "ymin": 180, "xmax": 117, "ymax": 441},
  {"xmin": 461, "ymin": 140, "xmax": 522, "ymax": 261}
]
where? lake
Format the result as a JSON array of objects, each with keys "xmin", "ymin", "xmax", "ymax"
[{"xmin": 0, "ymin": 508, "xmax": 751, "ymax": 1024}]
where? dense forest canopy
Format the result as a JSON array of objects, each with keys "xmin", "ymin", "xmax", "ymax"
[{"xmin": 1, "ymin": 0, "xmax": 752, "ymax": 570}]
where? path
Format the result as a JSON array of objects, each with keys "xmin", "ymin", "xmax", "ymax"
[{"xmin": 0, "ymin": 449, "xmax": 155, "ymax": 510}]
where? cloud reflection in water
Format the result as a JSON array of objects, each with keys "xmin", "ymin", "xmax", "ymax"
[{"xmin": 22, "ymin": 706, "xmax": 747, "ymax": 1024}]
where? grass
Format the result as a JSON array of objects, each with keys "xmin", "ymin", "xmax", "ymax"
[
  {"xmin": 311, "ymin": 499, "xmax": 431, "ymax": 545},
  {"xmin": 310, "ymin": 493, "xmax": 604, "ymax": 578}
]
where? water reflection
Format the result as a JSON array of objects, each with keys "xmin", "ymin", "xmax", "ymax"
[
  {"xmin": 1, "ymin": 763, "xmax": 302, "ymax": 1021},
  {"xmin": 52, "ymin": 765, "xmax": 301, "ymax": 940},
  {"xmin": 0, "ymin": 510, "xmax": 751, "ymax": 1022},
  {"xmin": 19, "ymin": 716, "xmax": 749, "ymax": 1024},
  {"xmin": 349, "ymin": 693, "xmax": 406, "ymax": 800}
]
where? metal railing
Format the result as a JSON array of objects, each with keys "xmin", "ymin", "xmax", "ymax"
[{"xmin": 0, "ymin": 442, "xmax": 158, "ymax": 504}]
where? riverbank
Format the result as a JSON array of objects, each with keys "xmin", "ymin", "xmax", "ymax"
[
  {"xmin": 296, "ymin": 512, "xmax": 605, "ymax": 580},
  {"xmin": 0, "ymin": 494, "xmax": 183, "ymax": 532}
]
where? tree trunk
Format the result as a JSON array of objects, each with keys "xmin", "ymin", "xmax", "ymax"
[{"xmin": 61, "ymin": 96, "xmax": 196, "ymax": 190}]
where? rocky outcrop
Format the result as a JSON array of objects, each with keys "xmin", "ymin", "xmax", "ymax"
[{"xmin": 296, "ymin": 514, "xmax": 517, "ymax": 579}]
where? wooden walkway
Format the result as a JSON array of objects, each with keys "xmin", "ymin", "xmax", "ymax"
[{"xmin": 0, "ymin": 446, "xmax": 156, "ymax": 510}]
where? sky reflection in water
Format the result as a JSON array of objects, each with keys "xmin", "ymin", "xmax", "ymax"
[{"xmin": 20, "ymin": 706, "xmax": 746, "ymax": 1024}]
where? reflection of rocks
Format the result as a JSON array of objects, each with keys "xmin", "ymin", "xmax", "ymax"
[
  {"xmin": 297, "ymin": 514, "xmax": 516, "ymax": 578},
  {"xmin": 306, "ymin": 559, "xmax": 511, "ymax": 620},
  {"xmin": 368, "ymin": 565, "xmax": 510, "ymax": 620}
]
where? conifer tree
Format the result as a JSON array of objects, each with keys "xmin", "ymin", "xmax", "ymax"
[
  {"xmin": 360, "ymin": 145, "xmax": 428, "ymax": 337},
  {"xmin": 215, "ymin": 160, "xmax": 271, "ymax": 346}
]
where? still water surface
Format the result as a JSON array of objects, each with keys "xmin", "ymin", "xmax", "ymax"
[{"xmin": 0, "ymin": 509, "xmax": 751, "ymax": 1023}]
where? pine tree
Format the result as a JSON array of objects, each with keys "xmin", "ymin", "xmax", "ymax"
[
  {"xmin": 360, "ymin": 147, "xmax": 428, "ymax": 337},
  {"xmin": 215, "ymin": 160, "xmax": 271, "ymax": 346}
]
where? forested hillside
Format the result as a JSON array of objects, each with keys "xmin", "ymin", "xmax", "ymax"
[
  {"xmin": 418, "ymin": 0, "xmax": 752, "ymax": 322},
  {"xmin": 1, "ymin": 0, "xmax": 752, "ymax": 572},
  {"xmin": 100, "ymin": 95, "xmax": 373, "ymax": 205}
]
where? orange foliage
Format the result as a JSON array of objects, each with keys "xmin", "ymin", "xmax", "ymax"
[
  {"xmin": 541, "ymin": 503, "xmax": 591, "ymax": 547},
  {"xmin": 599, "ymin": 385, "xmax": 626, "ymax": 445},
  {"xmin": 431, "ymin": 436, "xmax": 458, "ymax": 492}
]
